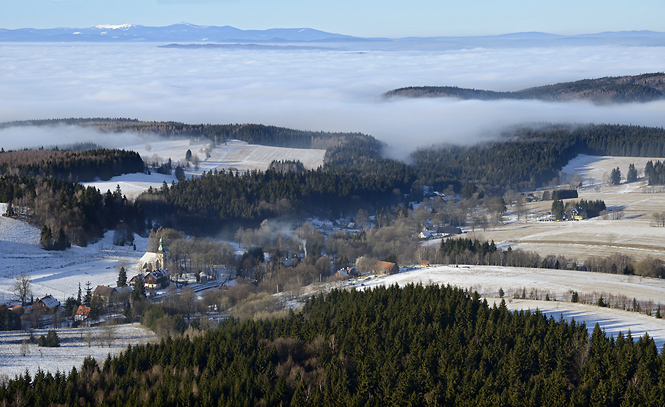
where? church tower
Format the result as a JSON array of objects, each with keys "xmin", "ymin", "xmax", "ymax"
[{"xmin": 155, "ymin": 237, "xmax": 166, "ymax": 270}]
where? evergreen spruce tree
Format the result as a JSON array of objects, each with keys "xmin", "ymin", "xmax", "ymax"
[
  {"xmin": 40, "ymin": 224, "xmax": 52, "ymax": 249},
  {"xmin": 123, "ymin": 301, "xmax": 132, "ymax": 320},
  {"xmin": 117, "ymin": 267, "xmax": 127, "ymax": 288},
  {"xmin": 83, "ymin": 281, "xmax": 92, "ymax": 306},
  {"xmin": 551, "ymin": 199, "xmax": 565, "ymax": 221},
  {"xmin": 627, "ymin": 163, "xmax": 637, "ymax": 182},
  {"xmin": 55, "ymin": 227, "xmax": 70, "ymax": 250},
  {"xmin": 610, "ymin": 167, "xmax": 622, "ymax": 185},
  {"xmin": 133, "ymin": 279, "xmax": 146, "ymax": 301}
]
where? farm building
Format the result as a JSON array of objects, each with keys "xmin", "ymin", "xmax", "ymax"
[
  {"xmin": 372, "ymin": 261, "xmax": 399, "ymax": 275},
  {"xmin": 437, "ymin": 226, "xmax": 462, "ymax": 236}
]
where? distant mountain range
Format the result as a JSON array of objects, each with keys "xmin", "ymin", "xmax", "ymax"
[
  {"xmin": 0, "ymin": 23, "xmax": 356, "ymax": 43},
  {"xmin": 1, "ymin": 24, "xmax": 664, "ymax": 50},
  {"xmin": 384, "ymin": 73, "xmax": 665, "ymax": 104}
]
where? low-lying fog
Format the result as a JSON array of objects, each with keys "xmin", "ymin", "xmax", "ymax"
[{"xmin": 1, "ymin": 43, "xmax": 665, "ymax": 159}]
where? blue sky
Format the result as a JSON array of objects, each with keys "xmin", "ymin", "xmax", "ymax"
[{"xmin": 3, "ymin": 0, "xmax": 664, "ymax": 37}]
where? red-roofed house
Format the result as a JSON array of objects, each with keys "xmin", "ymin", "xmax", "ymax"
[
  {"xmin": 75, "ymin": 305, "xmax": 91, "ymax": 321},
  {"xmin": 372, "ymin": 261, "xmax": 399, "ymax": 275}
]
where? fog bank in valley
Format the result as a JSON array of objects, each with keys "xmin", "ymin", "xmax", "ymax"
[{"xmin": 1, "ymin": 43, "xmax": 664, "ymax": 159}]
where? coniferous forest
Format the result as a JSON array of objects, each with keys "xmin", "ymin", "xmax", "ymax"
[
  {"xmin": 0, "ymin": 148, "xmax": 144, "ymax": 182},
  {"xmin": 2, "ymin": 284, "xmax": 665, "ymax": 406},
  {"xmin": 0, "ymin": 175, "xmax": 145, "ymax": 247}
]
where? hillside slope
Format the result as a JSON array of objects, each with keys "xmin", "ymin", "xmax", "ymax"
[{"xmin": 385, "ymin": 72, "xmax": 665, "ymax": 103}]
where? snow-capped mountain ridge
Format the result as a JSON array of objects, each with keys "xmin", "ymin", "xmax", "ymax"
[
  {"xmin": 94, "ymin": 24, "xmax": 136, "ymax": 30},
  {"xmin": 0, "ymin": 24, "xmax": 664, "ymax": 47},
  {"xmin": 0, "ymin": 23, "xmax": 355, "ymax": 42}
]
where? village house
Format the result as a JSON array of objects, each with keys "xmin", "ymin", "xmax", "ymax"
[
  {"xmin": 74, "ymin": 305, "xmax": 91, "ymax": 321},
  {"xmin": 333, "ymin": 267, "xmax": 358, "ymax": 279},
  {"xmin": 93, "ymin": 285, "xmax": 118, "ymax": 306},
  {"xmin": 129, "ymin": 274, "xmax": 144, "ymax": 287},
  {"xmin": 436, "ymin": 226, "xmax": 462, "ymax": 237},
  {"xmin": 144, "ymin": 269, "xmax": 169, "ymax": 289},
  {"xmin": 420, "ymin": 224, "xmax": 463, "ymax": 240},
  {"xmin": 419, "ymin": 230, "xmax": 433, "ymax": 240},
  {"xmin": 35, "ymin": 294, "xmax": 60, "ymax": 312},
  {"xmin": 571, "ymin": 207, "xmax": 585, "ymax": 221}
]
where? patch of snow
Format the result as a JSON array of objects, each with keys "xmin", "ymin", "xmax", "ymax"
[
  {"xmin": 494, "ymin": 299, "xmax": 665, "ymax": 351},
  {"xmin": 83, "ymin": 172, "xmax": 177, "ymax": 200},
  {"xmin": 0, "ymin": 213, "xmax": 147, "ymax": 303},
  {"xmin": 0, "ymin": 323, "xmax": 157, "ymax": 378},
  {"xmin": 95, "ymin": 24, "xmax": 134, "ymax": 30},
  {"xmin": 561, "ymin": 154, "xmax": 659, "ymax": 188}
]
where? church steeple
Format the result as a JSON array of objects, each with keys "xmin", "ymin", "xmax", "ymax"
[{"xmin": 155, "ymin": 237, "xmax": 166, "ymax": 270}]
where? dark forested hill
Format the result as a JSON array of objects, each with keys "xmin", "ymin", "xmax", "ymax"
[
  {"xmin": 0, "ymin": 148, "xmax": 144, "ymax": 182},
  {"xmin": 2, "ymin": 284, "xmax": 665, "ymax": 406},
  {"xmin": 413, "ymin": 123, "xmax": 665, "ymax": 193},
  {"xmin": 385, "ymin": 72, "xmax": 665, "ymax": 103}
]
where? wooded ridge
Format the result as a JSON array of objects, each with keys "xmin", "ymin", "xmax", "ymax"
[{"xmin": 384, "ymin": 72, "xmax": 665, "ymax": 103}]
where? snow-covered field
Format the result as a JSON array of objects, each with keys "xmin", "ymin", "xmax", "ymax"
[
  {"xmin": 349, "ymin": 265, "xmax": 665, "ymax": 350},
  {"xmin": 0, "ymin": 203, "xmax": 147, "ymax": 302},
  {"xmin": 561, "ymin": 154, "xmax": 659, "ymax": 188},
  {"xmin": 85, "ymin": 139, "xmax": 326, "ymax": 199},
  {"xmin": 0, "ymin": 323, "xmax": 157, "ymax": 379},
  {"xmin": 357, "ymin": 265, "xmax": 665, "ymax": 304},
  {"xmin": 475, "ymin": 155, "xmax": 665, "ymax": 261},
  {"xmin": 84, "ymin": 171, "xmax": 178, "ymax": 199}
]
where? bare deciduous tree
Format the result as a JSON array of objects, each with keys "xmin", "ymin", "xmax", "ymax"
[
  {"xmin": 84, "ymin": 329, "xmax": 94, "ymax": 348},
  {"xmin": 102, "ymin": 325, "xmax": 115, "ymax": 348},
  {"xmin": 20, "ymin": 339, "xmax": 30, "ymax": 357},
  {"xmin": 12, "ymin": 274, "xmax": 32, "ymax": 306}
]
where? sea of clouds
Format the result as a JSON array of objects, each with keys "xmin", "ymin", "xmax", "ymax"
[{"xmin": 1, "ymin": 42, "xmax": 664, "ymax": 159}]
